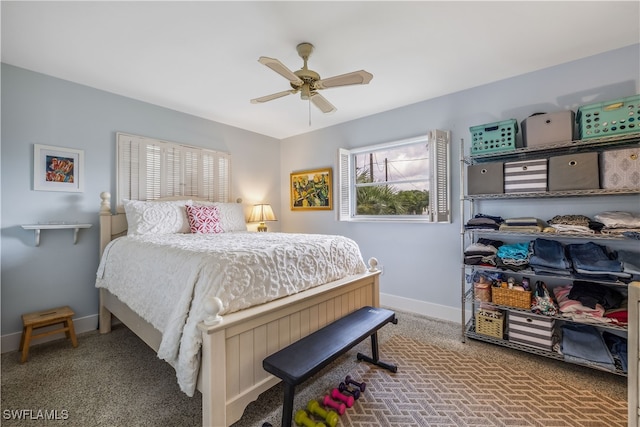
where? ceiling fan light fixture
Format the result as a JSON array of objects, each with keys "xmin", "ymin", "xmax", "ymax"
[{"xmin": 251, "ymin": 42, "xmax": 372, "ymax": 114}]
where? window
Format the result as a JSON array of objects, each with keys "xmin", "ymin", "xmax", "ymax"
[
  {"xmin": 116, "ymin": 132, "xmax": 231, "ymax": 206},
  {"xmin": 338, "ymin": 130, "xmax": 450, "ymax": 223}
]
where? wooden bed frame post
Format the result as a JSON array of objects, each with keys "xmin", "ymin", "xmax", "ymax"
[{"xmin": 200, "ymin": 329, "xmax": 227, "ymax": 427}]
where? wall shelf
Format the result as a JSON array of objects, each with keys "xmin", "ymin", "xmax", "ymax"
[{"xmin": 21, "ymin": 223, "xmax": 92, "ymax": 246}]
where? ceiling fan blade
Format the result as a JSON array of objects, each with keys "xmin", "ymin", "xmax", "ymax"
[
  {"xmin": 250, "ymin": 90, "xmax": 297, "ymax": 104},
  {"xmin": 314, "ymin": 70, "xmax": 373, "ymax": 90},
  {"xmin": 310, "ymin": 92, "xmax": 336, "ymax": 114},
  {"xmin": 258, "ymin": 56, "xmax": 303, "ymax": 86}
]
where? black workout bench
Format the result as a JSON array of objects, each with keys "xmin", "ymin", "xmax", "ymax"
[{"xmin": 263, "ymin": 306, "xmax": 398, "ymax": 427}]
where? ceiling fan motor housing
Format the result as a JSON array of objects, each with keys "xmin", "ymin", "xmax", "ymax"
[{"xmin": 251, "ymin": 41, "xmax": 372, "ymax": 114}]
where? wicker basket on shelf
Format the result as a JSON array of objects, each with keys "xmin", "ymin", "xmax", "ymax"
[
  {"xmin": 475, "ymin": 309, "xmax": 504, "ymax": 339},
  {"xmin": 491, "ymin": 287, "xmax": 532, "ymax": 310}
]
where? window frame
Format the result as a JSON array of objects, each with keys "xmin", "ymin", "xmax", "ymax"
[
  {"xmin": 116, "ymin": 132, "xmax": 231, "ymax": 208},
  {"xmin": 338, "ymin": 130, "xmax": 450, "ymax": 223}
]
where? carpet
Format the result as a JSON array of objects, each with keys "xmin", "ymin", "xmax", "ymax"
[{"xmin": 1, "ymin": 313, "xmax": 627, "ymax": 427}]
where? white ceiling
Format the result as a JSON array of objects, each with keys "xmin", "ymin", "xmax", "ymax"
[{"xmin": 2, "ymin": 1, "xmax": 639, "ymax": 140}]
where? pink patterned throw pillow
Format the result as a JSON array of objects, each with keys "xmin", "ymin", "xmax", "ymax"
[{"xmin": 185, "ymin": 205, "xmax": 224, "ymax": 234}]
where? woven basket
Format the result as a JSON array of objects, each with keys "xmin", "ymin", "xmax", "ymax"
[
  {"xmin": 492, "ymin": 287, "xmax": 532, "ymax": 309},
  {"xmin": 475, "ymin": 310, "xmax": 504, "ymax": 339}
]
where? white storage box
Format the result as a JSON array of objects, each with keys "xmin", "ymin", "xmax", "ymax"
[
  {"xmin": 504, "ymin": 159, "xmax": 547, "ymax": 193},
  {"xmin": 600, "ymin": 147, "xmax": 640, "ymax": 189},
  {"xmin": 508, "ymin": 312, "xmax": 555, "ymax": 351}
]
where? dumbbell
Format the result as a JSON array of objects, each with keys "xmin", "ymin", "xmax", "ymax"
[
  {"xmin": 307, "ymin": 400, "xmax": 339, "ymax": 427},
  {"xmin": 294, "ymin": 409, "xmax": 327, "ymax": 427},
  {"xmin": 345, "ymin": 375, "xmax": 366, "ymax": 393},
  {"xmin": 338, "ymin": 382, "xmax": 361, "ymax": 400},
  {"xmin": 331, "ymin": 388, "xmax": 355, "ymax": 408},
  {"xmin": 322, "ymin": 395, "xmax": 346, "ymax": 415}
]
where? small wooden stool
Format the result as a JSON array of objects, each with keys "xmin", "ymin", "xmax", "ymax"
[{"xmin": 19, "ymin": 306, "xmax": 78, "ymax": 363}]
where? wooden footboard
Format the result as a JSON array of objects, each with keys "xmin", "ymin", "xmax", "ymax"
[
  {"xmin": 100, "ymin": 271, "xmax": 379, "ymax": 427},
  {"xmin": 198, "ymin": 271, "xmax": 379, "ymax": 427}
]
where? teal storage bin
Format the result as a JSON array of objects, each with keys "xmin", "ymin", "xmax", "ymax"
[
  {"xmin": 469, "ymin": 119, "xmax": 519, "ymax": 155},
  {"xmin": 577, "ymin": 94, "xmax": 640, "ymax": 139}
]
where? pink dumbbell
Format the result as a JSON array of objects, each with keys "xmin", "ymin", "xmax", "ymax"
[
  {"xmin": 331, "ymin": 388, "xmax": 354, "ymax": 408},
  {"xmin": 345, "ymin": 375, "xmax": 366, "ymax": 392},
  {"xmin": 322, "ymin": 395, "xmax": 346, "ymax": 415},
  {"xmin": 338, "ymin": 382, "xmax": 361, "ymax": 400}
]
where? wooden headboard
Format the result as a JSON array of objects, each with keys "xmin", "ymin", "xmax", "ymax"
[{"xmin": 99, "ymin": 192, "xmax": 128, "ymax": 256}]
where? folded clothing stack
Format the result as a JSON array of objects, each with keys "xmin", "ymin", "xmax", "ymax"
[
  {"xmin": 546, "ymin": 214, "xmax": 602, "ymax": 234},
  {"xmin": 553, "ymin": 282, "xmax": 625, "ymax": 325},
  {"xmin": 595, "ymin": 211, "xmax": 640, "ymax": 238},
  {"xmin": 465, "ymin": 214, "xmax": 503, "ymax": 230},
  {"xmin": 617, "ymin": 250, "xmax": 640, "ymax": 281},
  {"xmin": 528, "ymin": 238, "xmax": 572, "ymax": 276},
  {"xmin": 566, "ymin": 242, "xmax": 631, "ymax": 281},
  {"xmin": 561, "ymin": 324, "xmax": 618, "ymax": 372},
  {"xmin": 496, "ymin": 241, "xmax": 532, "ymax": 271},
  {"xmin": 498, "ymin": 217, "xmax": 548, "ymax": 233},
  {"xmin": 463, "ymin": 238, "xmax": 503, "ymax": 266}
]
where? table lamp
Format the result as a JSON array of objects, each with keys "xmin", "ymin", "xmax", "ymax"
[{"xmin": 249, "ymin": 204, "xmax": 276, "ymax": 232}]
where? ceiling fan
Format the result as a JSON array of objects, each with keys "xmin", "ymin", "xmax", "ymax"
[{"xmin": 250, "ymin": 42, "xmax": 373, "ymax": 114}]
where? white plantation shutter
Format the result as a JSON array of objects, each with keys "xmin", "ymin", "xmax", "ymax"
[
  {"xmin": 116, "ymin": 132, "xmax": 231, "ymax": 207},
  {"xmin": 165, "ymin": 146, "xmax": 181, "ymax": 197},
  {"xmin": 429, "ymin": 129, "xmax": 451, "ymax": 223},
  {"xmin": 183, "ymin": 149, "xmax": 200, "ymax": 197},
  {"xmin": 338, "ymin": 148, "xmax": 352, "ymax": 221},
  {"xmin": 217, "ymin": 156, "xmax": 231, "ymax": 202}
]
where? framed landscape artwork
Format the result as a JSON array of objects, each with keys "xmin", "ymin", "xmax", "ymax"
[
  {"xmin": 33, "ymin": 144, "xmax": 84, "ymax": 192},
  {"xmin": 290, "ymin": 167, "xmax": 333, "ymax": 211}
]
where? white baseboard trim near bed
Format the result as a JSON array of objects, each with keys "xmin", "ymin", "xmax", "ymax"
[
  {"xmin": 380, "ymin": 293, "xmax": 471, "ymax": 324},
  {"xmin": 1, "ymin": 314, "xmax": 99, "ymax": 354}
]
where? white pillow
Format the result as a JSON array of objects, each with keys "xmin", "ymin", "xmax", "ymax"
[
  {"xmin": 195, "ymin": 202, "xmax": 247, "ymax": 232},
  {"xmin": 123, "ymin": 199, "xmax": 192, "ymax": 236}
]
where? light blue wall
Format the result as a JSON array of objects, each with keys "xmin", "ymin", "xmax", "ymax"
[
  {"xmin": 280, "ymin": 44, "xmax": 640, "ymax": 315},
  {"xmin": 2, "ymin": 45, "xmax": 639, "ymax": 338},
  {"xmin": 1, "ymin": 64, "xmax": 280, "ymax": 335}
]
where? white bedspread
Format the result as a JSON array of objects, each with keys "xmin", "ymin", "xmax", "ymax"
[{"xmin": 95, "ymin": 231, "xmax": 366, "ymax": 396}]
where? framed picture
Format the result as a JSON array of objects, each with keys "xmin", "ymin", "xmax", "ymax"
[
  {"xmin": 290, "ymin": 167, "xmax": 333, "ymax": 210},
  {"xmin": 33, "ymin": 144, "xmax": 84, "ymax": 192}
]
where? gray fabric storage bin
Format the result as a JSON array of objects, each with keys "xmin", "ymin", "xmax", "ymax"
[
  {"xmin": 467, "ymin": 162, "xmax": 504, "ymax": 195},
  {"xmin": 548, "ymin": 152, "xmax": 599, "ymax": 191},
  {"xmin": 521, "ymin": 111, "xmax": 575, "ymax": 147},
  {"xmin": 600, "ymin": 147, "xmax": 640, "ymax": 189},
  {"xmin": 504, "ymin": 159, "xmax": 547, "ymax": 193}
]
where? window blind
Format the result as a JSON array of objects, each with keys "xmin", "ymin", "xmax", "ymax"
[{"xmin": 116, "ymin": 132, "xmax": 231, "ymax": 207}]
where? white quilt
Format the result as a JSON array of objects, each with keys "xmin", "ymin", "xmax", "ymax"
[{"xmin": 95, "ymin": 231, "xmax": 367, "ymax": 396}]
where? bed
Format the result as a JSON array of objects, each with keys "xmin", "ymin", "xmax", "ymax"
[{"xmin": 96, "ymin": 192, "xmax": 381, "ymax": 427}]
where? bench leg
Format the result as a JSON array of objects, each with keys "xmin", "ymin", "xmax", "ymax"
[
  {"xmin": 20, "ymin": 326, "xmax": 33, "ymax": 363},
  {"xmin": 357, "ymin": 332, "xmax": 398, "ymax": 373},
  {"xmin": 281, "ymin": 383, "xmax": 295, "ymax": 427}
]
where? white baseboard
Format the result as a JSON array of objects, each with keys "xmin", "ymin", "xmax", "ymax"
[
  {"xmin": 1, "ymin": 314, "xmax": 99, "ymax": 354},
  {"xmin": 380, "ymin": 293, "xmax": 471, "ymax": 324},
  {"xmin": 1, "ymin": 296, "xmax": 469, "ymax": 353}
]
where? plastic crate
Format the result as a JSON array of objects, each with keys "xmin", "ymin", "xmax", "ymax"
[
  {"xmin": 475, "ymin": 309, "xmax": 504, "ymax": 339},
  {"xmin": 577, "ymin": 94, "xmax": 640, "ymax": 139},
  {"xmin": 470, "ymin": 119, "xmax": 519, "ymax": 155}
]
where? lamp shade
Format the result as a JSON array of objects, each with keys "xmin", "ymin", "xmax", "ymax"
[{"xmin": 248, "ymin": 204, "xmax": 276, "ymax": 223}]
